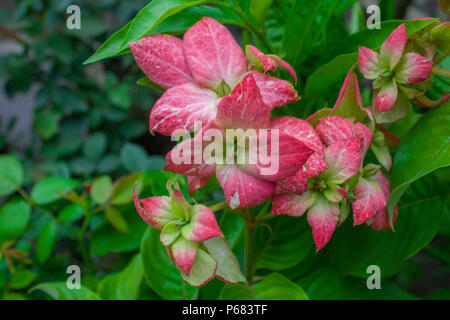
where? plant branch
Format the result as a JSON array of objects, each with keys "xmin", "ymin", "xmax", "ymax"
[
  {"xmin": 432, "ymin": 66, "xmax": 450, "ymax": 78},
  {"xmin": 244, "ymin": 208, "xmax": 255, "ymax": 282}
]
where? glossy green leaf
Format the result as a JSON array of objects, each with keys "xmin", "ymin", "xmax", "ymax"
[
  {"xmin": 254, "ymin": 216, "xmax": 314, "ymax": 270},
  {"xmin": 105, "ymin": 205, "xmax": 129, "ymax": 234},
  {"xmin": 98, "ymin": 254, "xmax": 145, "ymax": 300},
  {"xmin": 388, "ymin": 104, "xmax": 450, "ymax": 219},
  {"xmin": 9, "ymin": 270, "xmax": 36, "ymax": 290},
  {"xmin": 282, "ymin": 0, "xmax": 341, "ymax": 68},
  {"xmin": 298, "ymin": 267, "xmax": 416, "ymax": 299},
  {"xmin": 219, "ymin": 283, "xmax": 253, "ymax": 300},
  {"xmin": 36, "ymin": 221, "xmax": 58, "ymax": 264},
  {"xmin": 136, "ymin": 77, "xmax": 164, "ymax": 92},
  {"xmin": 90, "ymin": 175, "xmax": 112, "ymax": 205},
  {"xmin": 249, "ymin": 0, "xmax": 273, "ymax": 24},
  {"xmin": 110, "ymin": 173, "xmax": 144, "ymax": 205},
  {"xmin": 90, "ymin": 205, "xmax": 147, "ymax": 257},
  {"xmin": 140, "ymin": 227, "xmax": 197, "ymax": 299},
  {"xmin": 82, "ymin": 132, "xmax": 107, "ymax": 161},
  {"xmin": 252, "ymin": 273, "xmax": 308, "ymax": 300},
  {"xmin": 0, "ymin": 155, "xmax": 24, "ymax": 196},
  {"xmin": 120, "ymin": 143, "xmax": 164, "ymax": 173},
  {"xmin": 0, "ymin": 198, "xmax": 30, "ymax": 243},
  {"xmin": 322, "ymin": 174, "xmax": 447, "ymax": 278},
  {"xmin": 31, "ymin": 177, "xmax": 81, "ymax": 205},
  {"xmin": 30, "ymin": 282, "xmax": 99, "ymax": 300},
  {"xmin": 58, "ymin": 203, "xmax": 84, "ymax": 223}
]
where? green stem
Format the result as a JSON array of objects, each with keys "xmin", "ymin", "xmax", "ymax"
[
  {"xmin": 244, "ymin": 208, "xmax": 255, "ymax": 282},
  {"xmin": 209, "ymin": 201, "xmax": 228, "ymax": 212},
  {"xmin": 432, "ymin": 66, "xmax": 450, "ymax": 78},
  {"xmin": 78, "ymin": 212, "xmax": 93, "ymax": 270}
]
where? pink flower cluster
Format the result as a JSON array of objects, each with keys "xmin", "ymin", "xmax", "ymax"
[{"xmin": 129, "ymin": 18, "xmax": 424, "ymax": 284}]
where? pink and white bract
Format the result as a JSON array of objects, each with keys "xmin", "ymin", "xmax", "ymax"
[{"xmin": 130, "ymin": 17, "xmax": 299, "ymax": 136}]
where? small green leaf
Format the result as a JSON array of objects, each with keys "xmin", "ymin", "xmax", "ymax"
[
  {"xmin": 90, "ymin": 175, "xmax": 113, "ymax": 205},
  {"xmin": 36, "ymin": 221, "xmax": 58, "ymax": 264},
  {"xmin": 31, "ymin": 177, "xmax": 81, "ymax": 205},
  {"xmin": 111, "ymin": 173, "xmax": 144, "ymax": 205},
  {"xmin": 83, "ymin": 132, "xmax": 107, "ymax": 161},
  {"xmin": 219, "ymin": 283, "xmax": 254, "ymax": 300},
  {"xmin": 58, "ymin": 203, "xmax": 84, "ymax": 223},
  {"xmin": 9, "ymin": 270, "xmax": 36, "ymax": 289},
  {"xmin": 0, "ymin": 155, "xmax": 24, "ymax": 196},
  {"xmin": 136, "ymin": 77, "xmax": 164, "ymax": 92},
  {"xmin": 0, "ymin": 198, "xmax": 30, "ymax": 243},
  {"xmin": 105, "ymin": 205, "xmax": 129, "ymax": 234},
  {"xmin": 30, "ymin": 282, "xmax": 100, "ymax": 300}
]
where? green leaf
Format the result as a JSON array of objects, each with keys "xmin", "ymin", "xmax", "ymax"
[
  {"xmin": 82, "ymin": 132, "xmax": 107, "ymax": 161},
  {"xmin": 110, "ymin": 173, "xmax": 144, "ymax": 205},
  {"xmin": 305, "ymin": 19, "xmax": 438, "ymax": 98},
  {"xmin": 388, "ymin": 104, "xmax": 450, "ymax": 219},
  {"xmin": 254, "ymin": 216, "xmax": 314, "ymax": 270},
  {"xmin": 0, "ymin": 155, "xmax": 24, "ymax": 196},
  {"xmin": 31, "ymin": 177, "xmax": 81, "ymax": 205},
  {"xmin": 120, "ymin": 143, "xmax": 164, "ymax": 172},
  {"xmin": 203, "ymin": 237, "xmax": 246, "ymax": 284},
  {"xmin": 90, "ymin": 175, "xmax": 112, "ymax": 205},
  {"xmin": 140, "ymin": 227, "xmax": 197, "ymax": 299},
  {"xmin": 58, "ymin": 203, "xmax": 84, "ymax": 224},
  {"xmin": 121, "ymin": 0, "xmax": 208, "ymax": 48},
  {"xmin": 105, "ymin": 205, "xmax": 129, "ymax": 234},
  {"xmin": 136, "ymin": 77, "xmax": 164, "ymax": 92},
  {"xmin": 0, "ymin": 198, "xmax": 30, "ymax": 243},
  {"xmin": 9, "ymin": 270, "xmax": 36, "ymax": 290},
  {"xmin": 90, "ymin": 205, "xmax": 147, "ymax": 257},
  {"xmin": 84, "ymin": 0, "xmax": 209, "ymax": 64},
  {"xmin": 98, "ymin": 254, "xmax": 146, "ymax": 300},
  {"xmin": 252, "ymin": 273, "xmax": 308, "ymax": 300},
  {"xmin": 36, "ymin": 221, "xmax": 58, "ymax": 264},
  {"xmin": 30, "ymin": 282, "xmax": 99, "ymax": 300},
  {"xmin": 219, "ymin": 283, "xmax": 254, "ymax": 299},
  {"xmin": 249, "ymin": 0, "xmax": 273, "ymax": 24},
  {"xmin": 282, "ymin": 0, "xmax": 341, "ymax": 68},
  {"xmin": 322, "ymin": 173, "xmax": 447, "ymax": 278},
  {"xmin": 179, "ymin": 248, "xmax": 217, "ymax": 287},
  {"xmin": 298, "ymin": 267, "xmax": 416, "ymax": 299}
]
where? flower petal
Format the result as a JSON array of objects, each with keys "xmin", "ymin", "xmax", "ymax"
[
  {"xmin": 186, "ymin": 175, "xmax": 211, "ymax": 194},
  {"xmin": 352, "ymin": 177, "xmax": 386, "ymax": 225},
  {"xmin": 358, "ymin": 46, "xmax": 383, "ymax": 80},
  {"xmin": 245, "ymin": 44, "xmax": 277, "ymax": 73},
  {"xmin": 267, "ymin": 54, "xmax": 298, "ymax": 83},
  {"xmin": 274, "ymin": 169, "xmax": 308, "ymax": 195},
  {"xmin": 164, "ymin": 129, "xmax": 217, "ymax": 177},
  {"xmin": 394, "ymin": 52, "xmax": 433, "ymax": 83},
  {"xmin": 272, "ymin": 190, "xmax": 316, "ymax": 217},
  {"xmin": 380, "ymin": 23, "xmax": 407, "ymax": 70},
  {"xmin": 307, "ymin": 195, "xmax": 340, "ymax": 251},
  {"xmin": 243, "ymin": 131, "xmax": 314, "ymax": 182},
  {"xmin": 376, "ymin": 79, "xmax": 398, "ymax": 112},
  {"xmin": 149, "ymin": 82, "xmax": 219, "ymax": 135},
  {"xmin": 270, "ymin": 116, "xmax": 324, "ymax": 154},
  {"xmin": 353, "ymin": 122, "xmax": 373, "ymax": 159},
  {"xmin": 215, "ymin": 74, "xmax": 270, "ymax": 129},
  {"xmin": 129, "ymin": 34, "xmax": 193, "ymax": 89},
  {"xmin": 368, "ymin": 206, "xmax": 398, "ymax": 231},
  {"xmin": 171, "ymin": 237, "xmax": 199, "ymax": 275},
  {"xmin": 133, "ymin": 186, "xmax": 174, "ymax": 229},
  {"xmin": 216, "ymin": 164, "xmax": 274, "ymax": 209},
  {"xmin": 249, "ymin": 70, "xmax": 299, "ymax": 109},
  {"xmin": 183, "ymin": 17, "xmax": 248, "ymax": 90},
  {"xmin": 316, "ymin": 116, "xmax": 354, "ymax": 146},
  {"xmin": 325, "ymin": 138, "xmax": 361, "ymax": 184},
  {"xmin": 182, "ymin": 204, "xmax": 223, "ymax": 242},
  {"xmin": 178, "ymin": 248, "xmax": 217, "ymax": 286}
]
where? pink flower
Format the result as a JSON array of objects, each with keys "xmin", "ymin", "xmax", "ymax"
[
  {"xmin": 358, "ymin": 24, "xmax": 433, "ymax": 112},
  {"xmin": 129, "ymin": 17, "xmax": 298, "ymax": 135},
  {"xmin": 365, "ymin": 170, "xmax": 398, "ymax": 231},
  {"xmin": 164, "ymin": 75, "xmax": 313, "ymax": 209},
  {"xmin": 271, "ymin": 116, "xmax": 378, "ymax": 251},
  {"xmin": 133, "ymin": 183, "xmax": 245, "ymax": 286}
]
